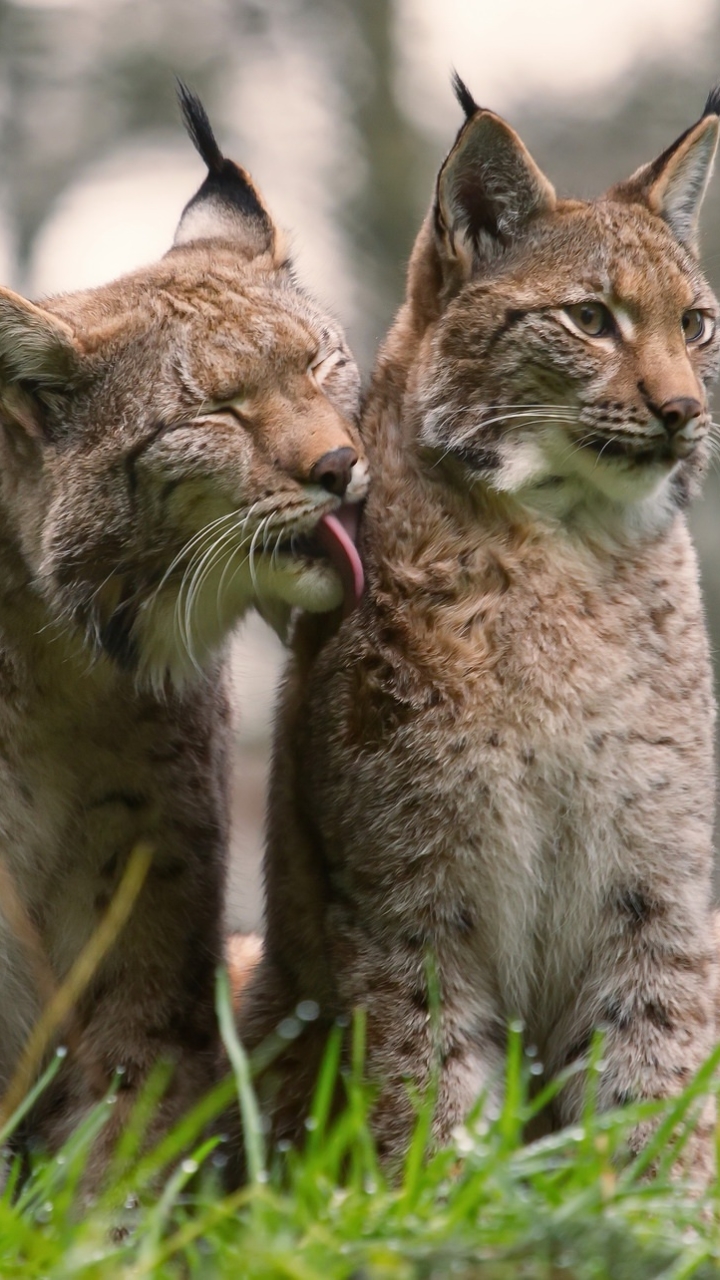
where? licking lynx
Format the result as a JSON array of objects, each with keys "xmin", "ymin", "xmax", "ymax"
[
  {"xmin": 0, "ymin": 88, "xmax": 366, "ymax": 1171},
  {"xmin": 240, "ymin": 82, "xmax": 720, "ymax": 1176}
]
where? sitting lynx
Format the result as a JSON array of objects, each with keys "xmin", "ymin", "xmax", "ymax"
[
  {"xmin": 0, "ymin": 87, "xmax": 366, "ymax": 1168},
  {"xmin": 240, "ymin": 81, "xmax": 720, "ymax": 1175}
]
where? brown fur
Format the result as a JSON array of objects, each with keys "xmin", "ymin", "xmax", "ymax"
[
  {"xmin": 241, "ymin": 91, "xmax": 720, "ymax": 1177},
  {"xmin": 0, "ymin": 99, "xmax": 366, "ymax": 1175}
]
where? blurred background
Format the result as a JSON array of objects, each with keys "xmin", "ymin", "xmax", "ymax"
[{"xmin": 1, "ymin": 0, "xmax": 719, "ymax": 927}]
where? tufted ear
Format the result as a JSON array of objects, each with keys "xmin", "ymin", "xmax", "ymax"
[
  {"xmin": 607, "ymin": 90, "xmax": 720, "ymax": 256},
  {"xmin": 174, "ymin": 84, "xmax": 279, "ymax": 259},
  {"xmin": 407, "ymin": 76, "xmax": 556, "ymax": 318},
  {"xmin": 0, "ymin": 288, "xmax": 83, "ymax": 437},
  {"xmin": 435, "ymin": 75, "xmax": 555, "ymax": 282}
]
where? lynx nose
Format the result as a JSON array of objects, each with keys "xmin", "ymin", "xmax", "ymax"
[
  {"xmin": 310, "ymin": 446, "xmax": 358, "ymax": 497},
  {"xmin": 660, "ymin": 397, "xmax": 702, "ymax": 434}
]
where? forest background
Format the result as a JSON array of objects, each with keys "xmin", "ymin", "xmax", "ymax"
[{"xmin": 3, "ymin": 0, "xmax": 719, "ymax": 928}]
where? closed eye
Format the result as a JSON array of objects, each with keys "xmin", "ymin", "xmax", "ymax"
[
  {"xmin": 310, "ymin": 349, "xmax": 347, "ymax": 386},
  {"xmin": 202, "ymin": 395, "xmax": 252, "ymax": 423}
]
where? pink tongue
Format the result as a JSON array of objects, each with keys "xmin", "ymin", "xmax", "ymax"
[{"xmin": 316, "ymin": 509, "xmax": 364, "ymax": 616}]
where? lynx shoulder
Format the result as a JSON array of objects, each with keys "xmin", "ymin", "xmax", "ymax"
[
  {"xmin": 242, "ymin": 84, "xmax": 720, "ymax": 1174},
  {"xmin": 0, "ymin": 88, "xmax": 366, "ymax": 1170}
]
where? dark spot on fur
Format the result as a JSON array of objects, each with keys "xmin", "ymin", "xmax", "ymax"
[
  {"xmin": 483, "ymin": 309, "xmax": 527, "ymax": 357},
  {"xmin": 616, "ymin": 885, "xmax": 664, "ymax": 930},
  {"xmin": 559, "ymin": 1033, "xmax": 591, "ymax": 1068},
  {"xmin": 670, "ymin": 467, "xmax": 691, "ymax": 509},
  {"xmin": 650, "ymin": 600, "xmax": 675, "ymax": 632},
  {"xmin": 410, "ymin": 985, "xmax": 428, "ymax": 1012},
  {"xmin": 99, "ymin": 602, "xmax": 139, "ymax": 671},
  {"xmin": 520, "ymin": 746, "xmax": 535, "ymax": 765},
  {"xmin": 644, "ymin": 1001, "xmax": 674, "ymax": 1032},
  {"xmin": 601, "ymin": 996, "xmax": 632, "ymax": 1031},
  {"xmin": 89, "ymin": 791, "xmax": 148, "ymax": 813},
  {"xmin": 457, "ymin": 909, "xmax": 474, "ymax": 934},
  {"xmin": 404, "ymin": 930, "xmax": 430, "ymax": 951},
  {"xmin": 441, "ymin": 1040, "xmax": 464, "ymax": 1067},
  {"xmin": 613, "ymin": 1089, "xmax": 635, "ymax": 1107},
  {"xmin": 479, "ymin": 1020, "xmax": 507, "ymax": 1054},
  {"xmin": 487, "ymin": 731, "xmax": 500, "ymax": 747},
  {"xmin": 159, "ymin": 477, "xmax": 183, "ymax": 502}
]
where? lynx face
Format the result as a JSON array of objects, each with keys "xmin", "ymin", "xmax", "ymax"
[
  {"xmin": 417, "ymin": 91, "xmax": 720, "ymax": 530},
  {"xmin": 0, "ymin": 91, "xmax": 367, "ymax": 688}
]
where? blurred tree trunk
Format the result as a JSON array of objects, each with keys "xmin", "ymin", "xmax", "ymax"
[{"xmin": 329, "ymin": 0, "xmax": 437, "ymax": 363}]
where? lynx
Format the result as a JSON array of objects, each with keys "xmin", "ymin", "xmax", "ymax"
[
  {"xmin": 239, "ymin": 81, "xmax": 720, "ymax": 1176},
  {"xmin": 0, "ymin": 88, "xmax": 366, "ymax": 1169}
]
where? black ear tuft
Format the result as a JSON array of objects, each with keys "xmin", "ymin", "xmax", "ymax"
[
  {"xmin": 703, "ymin": 84, "xmax": 720, "ymax": 118},
  {"xmin": 451, "ymin": 71, "xmax": 480, "ymax": 120},
  {"xmin": 176, "ymin": 80, "xmax": 224, "ymax": 173},
  {"xmin": 174, "ymin": 83, "xmax": 273, "ymax": 242}
]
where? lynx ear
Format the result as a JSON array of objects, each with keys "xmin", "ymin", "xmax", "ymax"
[
  {"xmin": 433, "ymin": 77, "xmax": 556, "ymax": 284},
  {"xmin": 0, "ymin": 289, "xmax": 82, "ymax": 436},
  {"xmin": 0, "ymin": 289, "xmax": 80, "ymax": 386},
  {"xmin": 174, "ymin": 84, "xmax": 278, "ymax": 259},
  {"xmin": 607, "ymin": 92, "xmax": 720, "ymax": 255}
]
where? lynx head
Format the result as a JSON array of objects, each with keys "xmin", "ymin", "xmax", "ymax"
[
  {"xmin": 0, "ymin": 87, "xmax": 367, "ymax": 688},
  {"xmin": 412, "ymin": 77, "xmax": 720, "ymax": 531}
]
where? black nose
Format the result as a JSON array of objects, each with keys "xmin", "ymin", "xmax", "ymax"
[
  {"xmin": 660, "ymin": 397, "xmax": 702, "ymax": 434},
  {"xmin": 309, "ymin": 446, "xmax": 357, "ymax": 497}
]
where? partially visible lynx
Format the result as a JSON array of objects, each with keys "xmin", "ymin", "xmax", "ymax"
[
  {"xmin": 241, "ymin": 82, "xmax": 720, "ymax": 1177},
  {"xmin": 0, "ymin": 88, "xmax": 366, "ymax": 1170}
]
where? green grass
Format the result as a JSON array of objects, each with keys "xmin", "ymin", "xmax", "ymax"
[{"xmin": 3, "ymin": 977, "xmax": 720, "ymax": 1280}]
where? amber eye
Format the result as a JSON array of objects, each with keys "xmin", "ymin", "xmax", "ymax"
[
  {"xmin": 564, "ymin": 302, "xmax": 614, "ymax": 338},
  {"xmin": 682, "ymin": 309, "xmax": 713, "ymax": 344}
]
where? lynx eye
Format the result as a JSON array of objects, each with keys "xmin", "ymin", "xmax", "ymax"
[
  {"xmin": 310, "ymin": 349, "xmax": 346, "ymax": 386},
  {"xmin": 564, "ymin": 302, "xmax": 614, "ymax": 338},
  {"xmin": 204, "ymin": 394, "xmax": 251, "ymax": 419},
  {"xmin": 682, "ymin": 309, "xmax": 713, "ymax": 345}
]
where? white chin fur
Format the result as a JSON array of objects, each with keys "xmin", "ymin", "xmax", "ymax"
[
  {"xmin": 494, "ymin": 431, "xmax": 675, "ymax": 507},
  {"xmin": 131, "ymin": 552, "xmax": 343, "ymax": 691}
]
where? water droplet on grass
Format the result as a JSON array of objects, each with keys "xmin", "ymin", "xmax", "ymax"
[{"xmin": 277, "ymin": 1016, "xmax": 301, "ymax": 1041}]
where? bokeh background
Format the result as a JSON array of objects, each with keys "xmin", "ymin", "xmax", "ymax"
[{"xmin": 2, "ymin": 0, "xmax": 720, "ymax": 928}]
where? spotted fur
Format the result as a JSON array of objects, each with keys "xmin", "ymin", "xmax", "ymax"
[
  {"xmin": 240, "ymin": 92, "xmax": 720, "ymax": 1178},
  {"xmin": 0, "ymin": 95, "xmax": 365, "ymax": 1173}
]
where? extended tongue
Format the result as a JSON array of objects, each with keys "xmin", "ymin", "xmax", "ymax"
[{"xmin": 316, "ymin": 510, "xmax": 364, "ymax": 616}]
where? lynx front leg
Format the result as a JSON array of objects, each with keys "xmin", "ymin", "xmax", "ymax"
[
  {"xmin": 548, "ymin": 896, "xmax": 718, "ymax": 1183},
  {"xmin": 335, "ymin": 926, "xmax": 507, "ymax": 1162},
  {"xmin": 32, "ymin": 860, "xmax": 225, "ymax": 1187}
]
